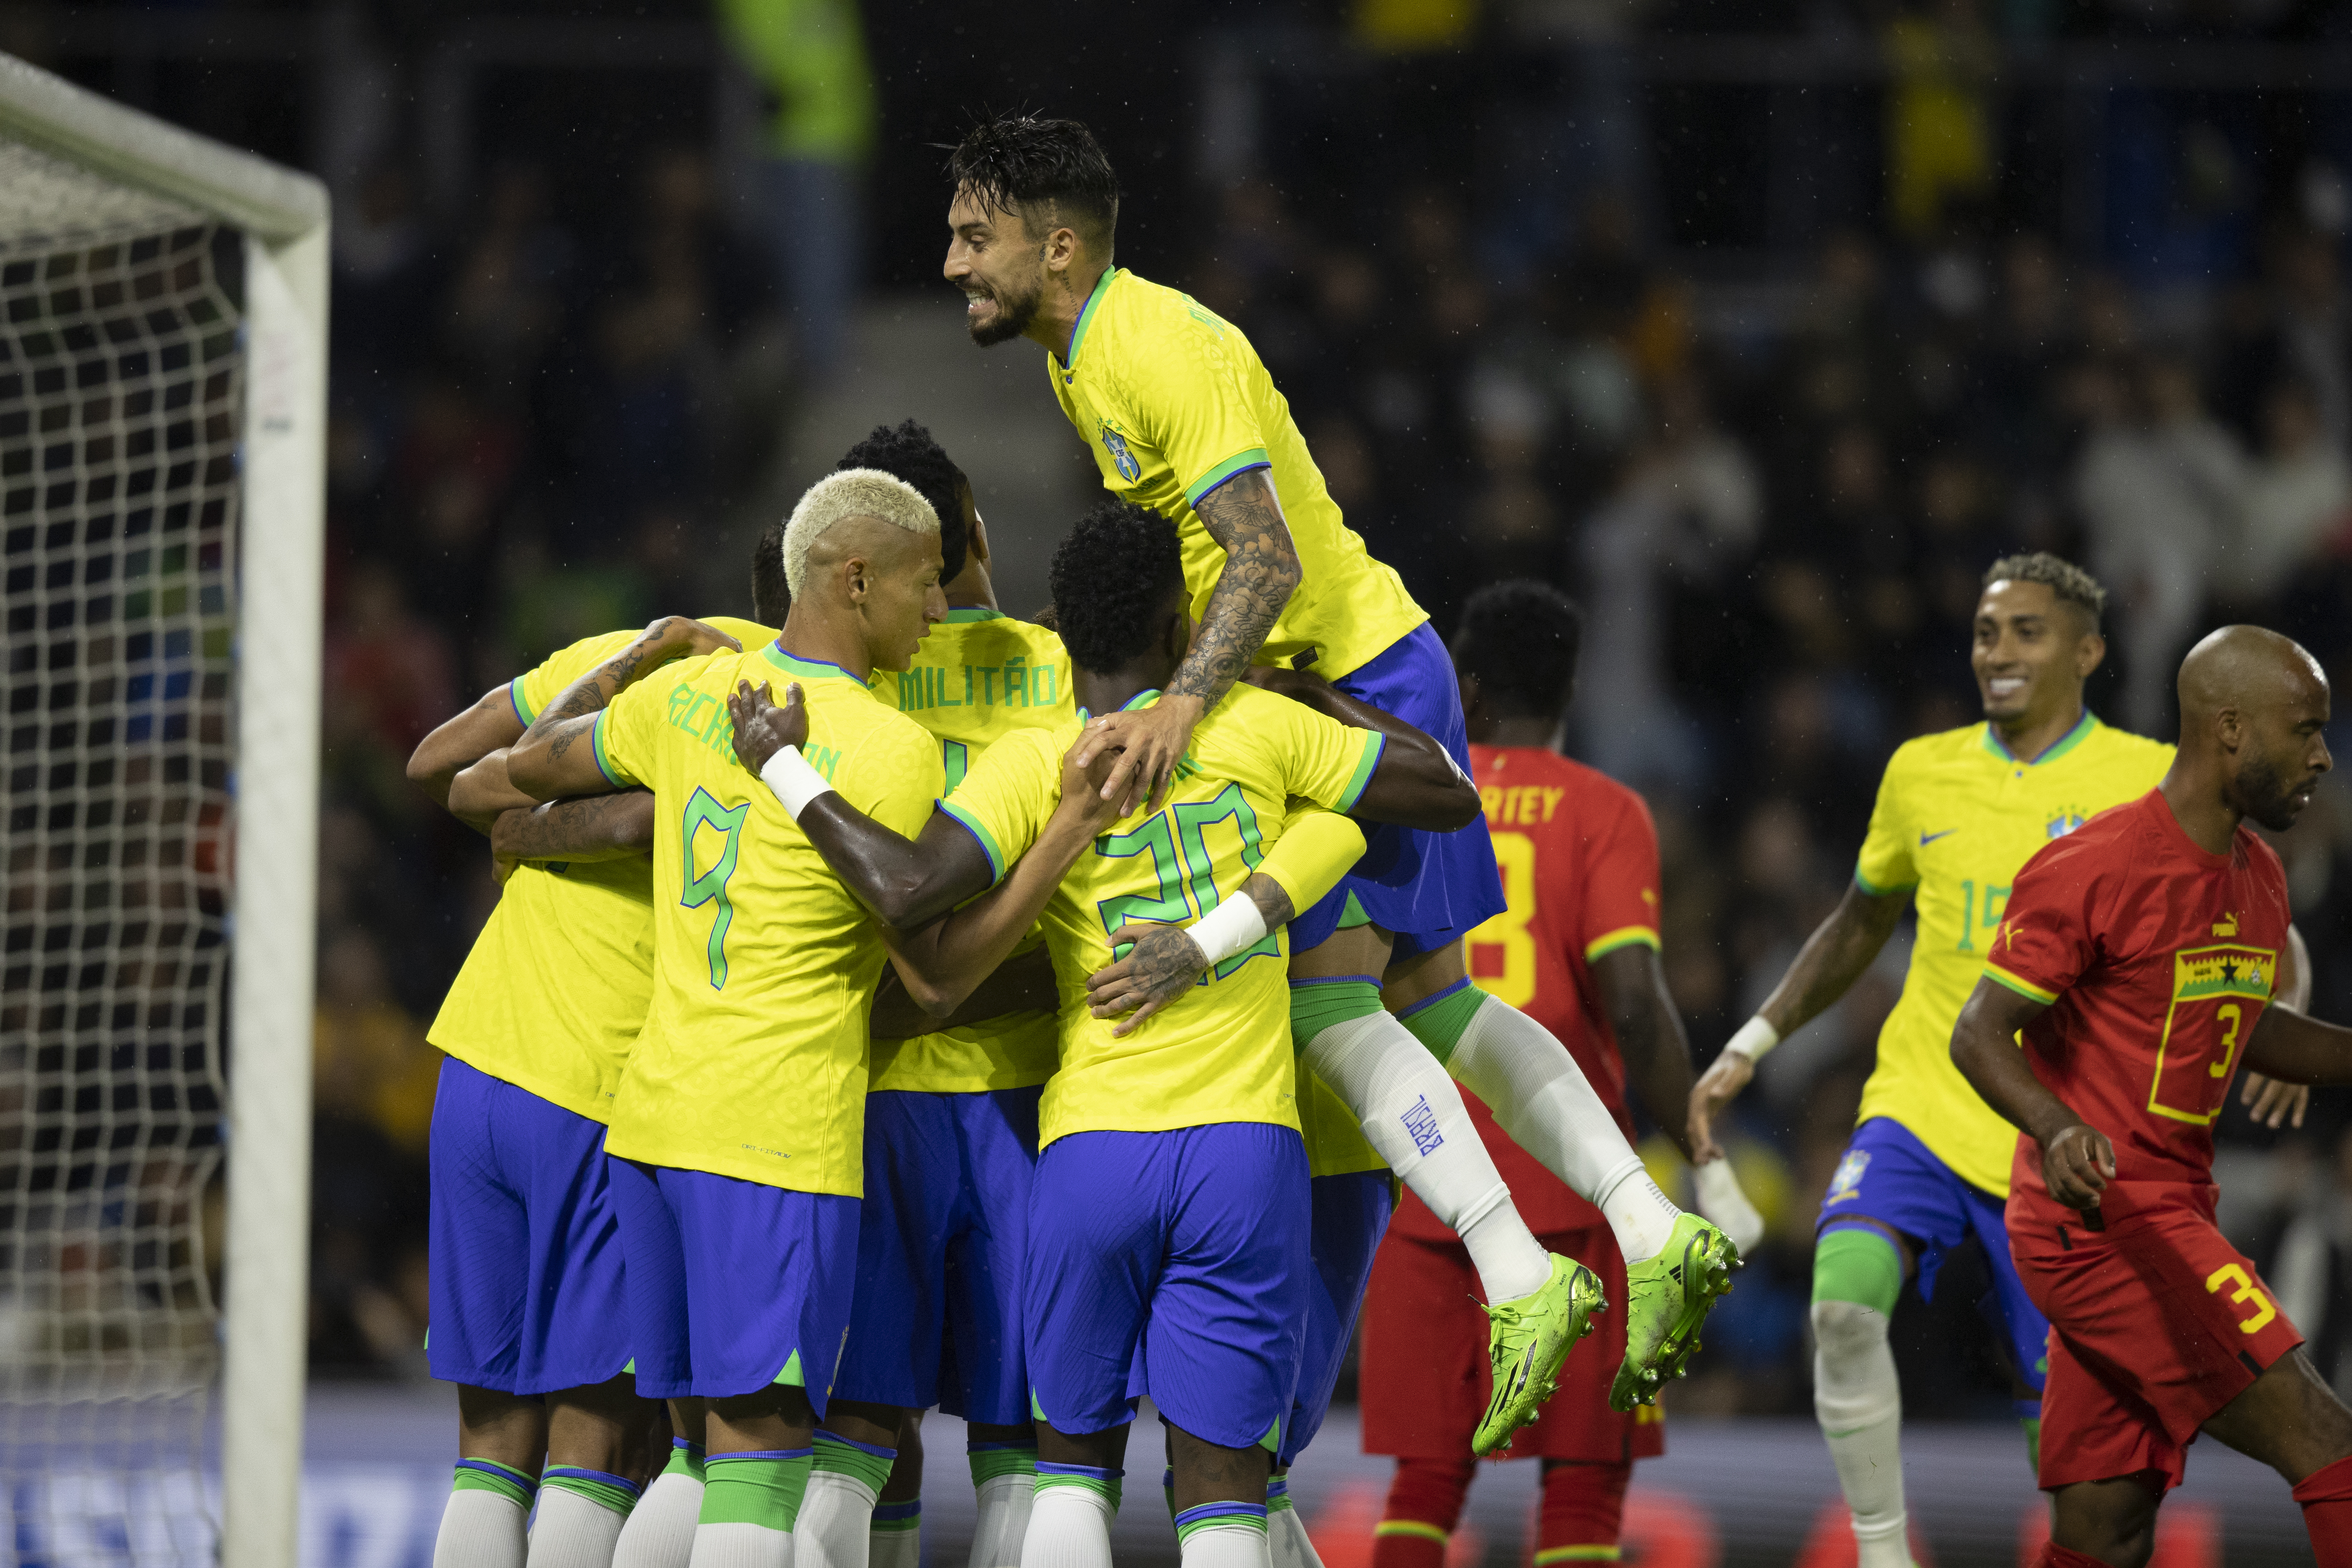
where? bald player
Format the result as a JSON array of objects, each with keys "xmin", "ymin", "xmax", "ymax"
[{"xmin": 1952, "ymin": 626, "xmax": 2352, "ymax": 1567}]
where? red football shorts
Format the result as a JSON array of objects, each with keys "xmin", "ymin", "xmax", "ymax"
[
  {"xmin": 1359, "ymin": 1222, "xmax": 1664, "ymax": 1463},
  {"xmin": 2011, "ymin": 1188, "xmax": 2304, "ymax": 1492}
]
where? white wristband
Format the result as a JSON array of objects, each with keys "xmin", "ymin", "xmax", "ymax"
[
  {"xmin": 1187, "ymin": 896, "xmax": 1269, "ymax": 966},
  {"xmin": 760, "ymin": 745, "xmax": 836, "ymax": 820},
  {"xmin": 1693, "ymin": 1158, "xmax": 1766, "ymax": 1256},
  {"xmin": 1725, "ymin": 1015, "xmax": 1782, "ymax": 1062}
]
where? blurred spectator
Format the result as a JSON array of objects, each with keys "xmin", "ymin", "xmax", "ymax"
[
  {"xmin": 1882, "ymin": 0, "xmax": 2000, "ymax": 240},
  {"xmin": 719, "ymin": 0, "xmax": 877, "ymax": 381},
  {"xmin": 2072, "ymin": 354, "xmax": 2246, "ymax": 734},
  {"xmin": 2222, "ymin": 378, "xmax": 2352, "ymax": 613}
]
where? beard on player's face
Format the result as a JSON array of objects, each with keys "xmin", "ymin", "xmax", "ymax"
[
  {"xmin": 2233, "ymin": 747, "xmax": 2313, "ymax": 832},
  {"xmin": 965, "ymin": 256, "xmax": 1045, "ymax": 346}
]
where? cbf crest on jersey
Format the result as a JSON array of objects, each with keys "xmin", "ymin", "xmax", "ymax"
[
  {"xmin": 2046, "ymin": 806, "xmax": 2088, "ymax": 839},
  {"xmin": 1099, "ymin": 422, "xmax": 1141, "ymax": 482}
]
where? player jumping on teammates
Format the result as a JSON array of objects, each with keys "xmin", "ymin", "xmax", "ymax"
[
  {"xmin": 406, "ymin": 580, "xmax": 772, "ymax": 1568},
  {"xmin": 941, "ymin": 112, "xmax": 1733, "ymax": 1446},
  {"xmin": 1952, "ymin": 625, "xmax": 2352, "ymax": 1567},
  {"xmin": 1686, "ymin": 553, "xmax": 2308, "ymax": 1568},
  {"xmin": 726, "ymin": 499, "xmax": 1481, "ymax": 1568},
  {"xmin": 506, "ymin": 471, "xmax": 1114, "ymax": 1568},
  {"xmin": 1360, "ymin": 582, "xmax": 1758, "ymax": 1568}
]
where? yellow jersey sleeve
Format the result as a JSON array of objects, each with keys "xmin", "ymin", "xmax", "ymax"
[
  {"xmin": 590, "ymin": 676, "xmax": 660, "ymax": 789},
  {"xmin": 1854, "ymin": 748, "xmax": 1920, "ymax": 895},
  {"xmin": 511, "ymin": 629, "xmax": 638, "ymax": 725},
  {"xmin": 1254, "ymin": 807, "xmax": 1366, "ymax": 917},
  {"xmin": 935, "ymin": 726, "xmax": 1064, "ymax": 886},
  {"xmin": 1127, "ymin": 310, "xmax": 1275, "ymax": 508},
  {"xmin": 1254, "ymin": 695, "xmax": 1386, "ymax": 813}
]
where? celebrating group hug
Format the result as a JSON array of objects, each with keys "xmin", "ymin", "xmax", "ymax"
[{"xmin": 406, "ymin": 112, "xmax": 2352, "ymax": 1568}]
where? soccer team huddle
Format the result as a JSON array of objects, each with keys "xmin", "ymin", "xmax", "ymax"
[{"xmin": 409, "ymin": 116, "xmax": 2352, "ymax": 1568}]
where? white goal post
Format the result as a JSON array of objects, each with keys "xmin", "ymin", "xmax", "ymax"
[{"xmin": 0, "ymin": 50, "xmax": 324, "ymax": 1568}]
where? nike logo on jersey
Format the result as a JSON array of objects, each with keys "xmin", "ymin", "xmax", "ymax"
[{"xmin": 1919, "ymin": 829, "xmax": 1957, "ymax": 845}]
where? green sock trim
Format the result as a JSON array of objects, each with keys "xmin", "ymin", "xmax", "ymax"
[
  {"xmin": 450, "ymin": 1458, "xmax": 535, "ymax": 1509},
  {"xmin": 813, "ymin": 1433, "xmax": 897, "ymax": 1495},
  {"xmin": 968, "ymin": 1445, "xmax": 1038, "ymax": 1487},
  {"xmin": 542, "ymin": 1467, "xmax": 641, "ymax": 1517},
  {"xmin": 1035, "ymin": 1472, "xmax": 1122, "ymax": 1510},
  {"xmin": 1399, "ymin": 982, "xmax": 1485, "ymax": 1066},
  {"xmin": 1291, "ymin": 979, "xmax": 1384, "ymax": 1044},
  {"xmin": 1813, "ymin": 1225, "xmax": 1904, "ymax": 1316},
  {"xmin": 661, "ymin": 1442, "xmax": 708, "ymax": 1482},
  {"xmin": 701, "ymin": 1451, "xmax": 812, "ymax": 1532}
]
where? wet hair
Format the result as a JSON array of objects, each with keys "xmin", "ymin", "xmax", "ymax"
[
  {"xmin": 1048, "ymin": 500, "xmax": 1184, "ymax": 674},
  {"xmin": 751, "ymin": 520, "xmax": 788, "ymax": 625},
  {"xmin": 1982, "ymin": 551, "xmax": 2107, "ymax": 633},
  {"xmin": 947, "ymin": 114, "xmax": 1120, "ymax": 254},
  {"xmin": 781, "ymin": 469, "xmax": 939, "ymax": 599},
  {"xmin": 1451, "ymin": 581, "xmax": 1586, "ymax": 719},
  {"xmin": 836, "ymin": 420, "xmax": 970, "ymax": 583}
]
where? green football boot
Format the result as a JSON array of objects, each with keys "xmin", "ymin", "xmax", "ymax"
[
  {"xmin": 1608, "ymin": 1212, "xmax": 1739, "ymax": 1413},
  {"xmin": 1472, "ymin": 1253, "xmax": 1606, "ymax": 1456}
]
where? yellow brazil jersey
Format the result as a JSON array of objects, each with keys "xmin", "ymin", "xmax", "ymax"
[
  {"xmin": 866, "ymin": 606, "xmax": 1075, "ymax": 1093},
  {"xmin": 1852, "ymin": 713, "xmax": 2173, "ymax": 1195},
  {"xmin": 1048, "ymin": 267, "xmax": 1427, "ymax": 681},
  {"xmin": 938, "ymin": 683, "xmax": 1385, "ymax": 1148},
  {"xmin": 592, "ymin": 641, "xmax": 944, "ymax": 1193},
  {"xmin": 427, "ymin": 616, "xmax": 773, "ymax": 1122}
]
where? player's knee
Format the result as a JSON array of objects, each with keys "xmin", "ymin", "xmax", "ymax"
[{"xmin": 1809, "ymin": 1295, "xmax": 1890, "ymax": 1367}]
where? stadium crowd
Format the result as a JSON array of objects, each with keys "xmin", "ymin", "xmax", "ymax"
[{"xmin": 294, "ymin": 39, "xmax": 2352, "ymax": 1431}]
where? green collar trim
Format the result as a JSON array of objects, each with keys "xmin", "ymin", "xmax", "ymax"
[
  {"xmin": 1060, "ymin": 267, "xmax": 1121, "ymax": 375},
  {"xmin": 761, "ymin": 642, "xmax": 865, "ymax": 684},
  {"xmin": 1076, "ymin": 687, "xmax": 1160, "ymax": 724},
  {"xmin": 942, "ymin": 606, "xmax": 1004, "ymax": 623},
  {"xmin": 1983, "ymin": 710, "xmax": 2098, "ymax": 766}
]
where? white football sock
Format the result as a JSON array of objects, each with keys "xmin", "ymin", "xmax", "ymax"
[
  {"xmin": 1812, "ymin": 1298, "xmax": 1909, "ymax": 1568},
  {"xmin": 1449, "ymin": 994, "xmax": 1682, "ymax": 1262},
  {"xmin": 1021, "ymin": 1469, "xmax": 1119, "ymax": 1568},
  {"xmin": 1302, "ymin": 1010, "xmax": 1552, "ymax": 1302},
  {"xmin": 795, "ymin": 1431, "xmax": 893, "ymax": 1568},
  {"xmin": 1265, "ymin": 1480, "xmax": 1322, "ymax": 1568},
  {"xmin": 435, "ymin": 1484, "xmax": 530, "ymax": 1568},
  {"xmin": 968, "ymin": 1475, "xmax": 1034, "ymax": 1568},
  {"xmin": 613, "ymin": 1461, "xmax": 703, "ymax": 1568},
  {"xmin": 1176, "ymin": 1509, "xmax": 1272, "ymax": 1568},
  {"xmin": 529, "ymin": 1479, "xmax": 634, "ymax": 1568},
  {"xmin": 869, "ymin": 1502, "xmax": 920, "ymax": 1568},
  {"xmin": 688, "ymin": 1523, "xmax": 792, "ymax": 1568}
]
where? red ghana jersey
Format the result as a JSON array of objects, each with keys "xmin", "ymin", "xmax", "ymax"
[
  {"xmin": 1985, "ymin": 789, "xmax": 2291, "ymax": 1228},
  {"xmin": 1391, "ymin": 746, "xmax": 1659, "ymax": 1241}
]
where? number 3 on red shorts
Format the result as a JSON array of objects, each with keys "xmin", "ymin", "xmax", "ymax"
[{"xmin": 2206, "ymin": 1263, "xmax": 2278, "ymax": 1335}]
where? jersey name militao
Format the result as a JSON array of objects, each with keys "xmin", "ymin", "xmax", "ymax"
[
  {"xmin": 1048, "ymin": 268, "xmax": 1426, "ymax": 681},
  {"xmin": 593, "ymin": 642, "xmax": 943, "ymax": 1193},
  {"xmin": 427, "ymin": 616, "xmax": 773, "ymax": 1122},
  {"xmin": 938, "ymin": 683, "xmax": 1383, "ymax": 1148},
  {"xmin": 1852, "ymin": 714, "xmax": 2173, "ymax": 1195},
  {"xmin": 867, "ymin": 606, "xmax": 1075, "ymax": 1092}
]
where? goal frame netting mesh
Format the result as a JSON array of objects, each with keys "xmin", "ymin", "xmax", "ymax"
[{"xmin": 0, "ymin": 50, "xmax": 325, "ymax": 1568}]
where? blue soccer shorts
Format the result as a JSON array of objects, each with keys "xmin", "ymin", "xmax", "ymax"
[
  {"xmin": 609, "ymin": 1156, "xmax": 860, "ymax": 1406},
  {"xmin": 1026, "ymin": 1123, "xmax": 1311, "ymax": 1452},
  {"xmin": 832, "ymin": 1087, "xmax": 1040, "ymax": 1425},
  {"xmin": 426, "ymin": 1057, "xmax": 633, "ymax": 1395},
  {"xmin": 1817, "ymin": 1115, "xmax": 2050, "ymax": 1393},
  {"xmin": 1281, "ymin": 1170, "xmax": 1395, "ymax": 1465},
  {"xmin": 1286, "ymin": 622, "xmax": 1507, "ymax": 958}
]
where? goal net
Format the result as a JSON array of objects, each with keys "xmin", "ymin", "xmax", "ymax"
[{"xmin": 0, "ymin": 53, "xmax": 325, "ymax": 1568}]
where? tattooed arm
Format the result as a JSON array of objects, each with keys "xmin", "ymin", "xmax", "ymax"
[
  {"xmin": 408, "ymin": 684, "xmax": 527, "ymax": 811},
  {"xmin": 1084, "ymin": 871, "xmax": 1297, "ymax": 1038},
  {"xmin": 1071, "ymin": 469, "xmax": 1301, "ymax": 814},
  {"xmin": 508, "ymin": 616, "xmax": 741, "ymax": 800},
  {"xmin": 491, "ymin": 792, "xmax": 658, "ymax": 865}
]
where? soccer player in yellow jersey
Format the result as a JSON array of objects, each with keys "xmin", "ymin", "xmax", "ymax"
[
  {"xmin": 725, "ymin": 498, "xmax": 1479, "ymax": 1568},
  {"xmin": 1685, "ymin": 552, "xmax": 2303, "ymax": 1568},
  {"xmin": 808, "ymin": 420, "xmax": 1072, "ymax": 1568},
  {"xmin": 940, "ymin": 115, "xmax": 1734, "ymax": 1447},
  {"xmin": 408, "ymin": 595, "xmax": 772, "ymax": 1568},
  {"xmin": 506, "ymin": 470, "xmax": 1111, "ymax": 1568}
]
